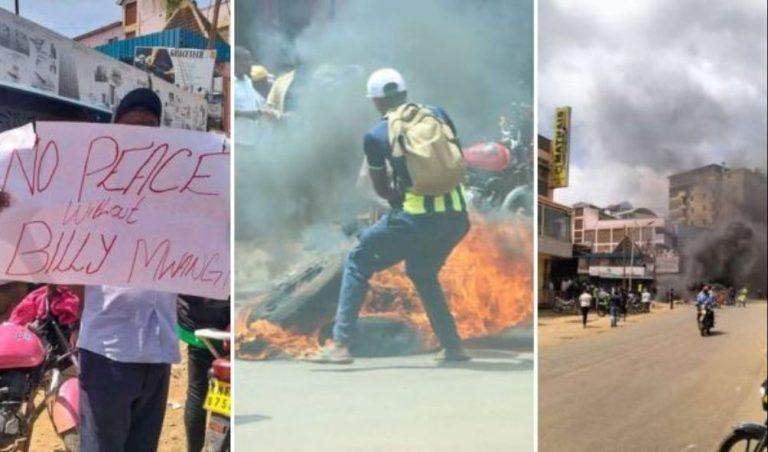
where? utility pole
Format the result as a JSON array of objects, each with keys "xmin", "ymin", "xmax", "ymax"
[{"xmin": 14, "ymin": 0, "xmax": 19, "ymax": 14}]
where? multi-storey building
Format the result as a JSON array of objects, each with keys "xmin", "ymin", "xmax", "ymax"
[
  {"xmin": 668, "ymin": 164, "xmax": 767, "ymax": 227},
  {"xmin": 571, "ymin": 203, "xmax": 673, "ymax": 255}
]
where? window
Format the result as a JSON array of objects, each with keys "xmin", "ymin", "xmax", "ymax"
[
  {"xmin": 612, "ymin": 228, "xmax": 625, "ymax": 242},
  {"xmin": 574, "ymin": 219, "xmax": 583, "ymax": 229},
  {"xmin": 574, "ymin": 231, "xmax": 583, "ymax": 240},
  {"xmin": 126, "ymin": 31, "xmax": 136, "ymax": 39},
  {"xmin": 542, "ymin": 205, "xmax": 571, "ymax": 241},
  {"xmin": 125, "ymin": 2, "xmax": 137, "ymax": 26},
  {"xmin": 597, "ymin": 229, "xmax": 611, "ymax": 243},
  {"xmin": 575, "ymin": 207, "xmax": 584, "ymax": 217},
  {"xmin": 584, "ymin": 230, "xmax": 596, "ymax": 243}
]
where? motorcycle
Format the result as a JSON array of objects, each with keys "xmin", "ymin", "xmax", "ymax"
[
  {"xmin": 698, "ymin": 304, "xmax": 715, "ymax": 336},
  {"xmin": 462, "ymin": 113, "xmax": 533, "ymax": 215},
  {"xmin": 596, "ymin": 293, "xmax": 611, "ymax": 317},
  {"xmin": 0, "ymin": 286, "xmax": 80, "ymax": 452},
  {"xmin": 551, "ymin": 297, "xmax": 578, "ymax": 314},
  {"xmin": 197, "ymin": 328, "xmax": 231, "ymax": 452},
  {"xmin": 718, "ymin": 379, "xmax": 767, "ymax": 451}
]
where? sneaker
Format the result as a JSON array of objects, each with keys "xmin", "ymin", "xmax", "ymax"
[
  {"xmin": 302, "ymin": 343, "xmax": 353, "ymax": 364},
  {"xmin": 435, "ymin": 347, "xmax": 472, "ymax": 362}
]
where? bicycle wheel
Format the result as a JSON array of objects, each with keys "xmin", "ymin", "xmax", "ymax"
[{"xmin": 718, "ymin": 430, "xmax": 766, "ymax": 451}]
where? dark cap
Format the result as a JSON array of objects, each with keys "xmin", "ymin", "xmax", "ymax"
[{"xmin": 113, "ymin": 88, "xmax": 162, "ymax": 123}]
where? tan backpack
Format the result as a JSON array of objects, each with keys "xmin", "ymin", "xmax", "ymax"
[{"xmin": 386, "ymin": 103, "xmax": 466, "ymax": 196}]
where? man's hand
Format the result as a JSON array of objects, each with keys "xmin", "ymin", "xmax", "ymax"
[
  {"xmin": 0, "ymin": 191, "xmax": 9, "ymax": 213},
  {"xmin": 369, "ymin": 168, "xmax": 403, "ymax": 204}
]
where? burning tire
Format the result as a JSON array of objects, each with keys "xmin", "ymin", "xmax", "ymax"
[{"xmin": 240, "ymin": 251, "xmax": 348, "ymax": 335}]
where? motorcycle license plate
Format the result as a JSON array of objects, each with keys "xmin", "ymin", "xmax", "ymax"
[{"xmin": 204, "ymin": 379, "xmax": 231, "ymax": 417}]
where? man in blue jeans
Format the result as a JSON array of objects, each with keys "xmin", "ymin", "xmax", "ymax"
[{"xmin": 308, "ymin": 68, "xmax": 471, "ymax": 364}]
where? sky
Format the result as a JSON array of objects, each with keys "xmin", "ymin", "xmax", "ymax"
[
  {"xmin": 0, "ymin": 0, "xmax": 121, "ymax": 38},
  {"xmin": 539, "ymin": 0, "xmax": 768, "ymax": 213}
]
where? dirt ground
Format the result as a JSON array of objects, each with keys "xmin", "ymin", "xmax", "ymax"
[
  {"xmin": 31, "ymin": 343, "xmax": 190, "ymax": 452},
  {"xmin": 538, "ymin": 300, "xmax": 682, "ymax": 349}
]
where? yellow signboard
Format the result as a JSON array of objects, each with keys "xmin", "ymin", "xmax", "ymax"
[{"xmin": 550, "ymin": 106, "xmax": 571, "ymax": 188}]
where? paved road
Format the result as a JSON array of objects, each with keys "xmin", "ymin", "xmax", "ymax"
[
  {"xmin": 539, "ymin": 301, "xmax": 768, "ymax": 452},
  {"xmin": 234, "ymin": 329, "xmax": 533, "ymax": 451}
]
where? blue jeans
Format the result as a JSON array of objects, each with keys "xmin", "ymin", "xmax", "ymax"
[
  {"xmin": 332, "ymin": 211, "xmax": 470, "ymax": 351},
  {"xmin": 610, "ymin": 305, "xmax": 619, "ymax": 327}
]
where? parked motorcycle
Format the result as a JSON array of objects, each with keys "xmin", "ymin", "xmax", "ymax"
[
  {"xmin": 718, "ymin": 379, "xmax": 767, "ymax": 451},
  {"xmin": 197, "ymin": 328, "xmax": 231, "ymax": 452},
  {"xmin": 0, "ymin": 286, "xmax": 80, "ymax": 452},
  {"xmin": 551, "ymin": 297, "xmax": 578, "ymax": 314},
  {"xmin": 698, "ymin": 304, "xmax": 715, "ymax": 336},
  {"xmin": 463, "ymin": 113, "xmax": 532, "ymax": 215}
]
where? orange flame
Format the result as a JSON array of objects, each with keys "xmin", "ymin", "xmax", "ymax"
[
  {"xmin": 237, "ymin": 319, "xmax": 320, "ymax": 360},
  {"xmin": 237, "ymin": 215, "xmax": 532, "ymax": 360},
  {"xmin": 366, "ymin": 214, "xmax": 533, "ymax": 342}
]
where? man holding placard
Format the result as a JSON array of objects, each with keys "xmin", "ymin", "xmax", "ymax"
[{"xmin": 71, "ymin": 88, "xmax": 181, "ymax": 452}]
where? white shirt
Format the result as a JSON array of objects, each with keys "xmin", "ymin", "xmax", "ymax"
[
  {"xmin": 579, "ymin": 292, "xmax": 593, "ymax": 307},
  {"xmin": 234, "ymin": 75, "xmax": 264, "ymax": 112},
  {"xmin": 77, "ymin": 286, "xmax": 181, "ymax": 364},
  {"xmin": 641, "ymin": 291, "xmax": 652, "ymax": 303},
  {"xmin": 234, "ymin": 75, "xmax": 264, "ymax": 147}
]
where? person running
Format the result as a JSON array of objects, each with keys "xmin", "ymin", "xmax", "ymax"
[
  {"xmin": 609, "ymin": 289, "xmax": 621, "ymax": 327},
  {"xmin": 620, "ymin": 287, "xmax": 629, "ymax": 321},
  {"xmin": 737, "ymin": 287, "xmax": 749, "ymax": 307},
  {"xmin": 307, "ymin": 68, "xmax": 470, "ymax": 364},
  {"xmin": 579, "ymin": 289, "xmax": 593, "ymax": 328},
  {"xmin": 641, "ymin": 288, "xmax": 652, "ymax": 313}
]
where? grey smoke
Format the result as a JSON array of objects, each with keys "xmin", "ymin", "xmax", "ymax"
[
  {"xmin": 235, "ymin": 0, "xmax": 533, "ymax": 247},
  {"xmin": 680, "ymin": 171, "xmax": 767, "ymax": 293},
  {"xmin": 539, "ymin": 0, "xmax": 767, "ymax": 208}
]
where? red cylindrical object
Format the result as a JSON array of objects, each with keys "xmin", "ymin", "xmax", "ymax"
[{"xmin": 463, "ymin": 142, "xmax": 511, "ymax": 171}]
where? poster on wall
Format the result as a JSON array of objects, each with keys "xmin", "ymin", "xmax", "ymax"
[
  {"xmin": 134, "ymin": 47, "xmax": 216, "ymax": 95},
  {"xmin": 0, "ymin": 8, "xmax": 207, "ymax": 131}
]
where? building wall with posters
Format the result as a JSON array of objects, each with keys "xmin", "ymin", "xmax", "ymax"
[
  {"xmin": 538, "ymin": 134, "xmax": 574, "ymax": 305},
  {"xmin": 0, "ymin": 7, "xmax": 208, "ymax": 132}
]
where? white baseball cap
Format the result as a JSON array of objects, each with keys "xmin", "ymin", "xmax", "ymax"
[{"xmin": 366, "ymin": 68, "xmax": 407, "ymax": 98}]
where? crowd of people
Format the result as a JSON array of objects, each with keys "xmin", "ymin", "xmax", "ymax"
[{"xmin": 548, "ymin": 278, "xmax": 657, "ymax": 328}]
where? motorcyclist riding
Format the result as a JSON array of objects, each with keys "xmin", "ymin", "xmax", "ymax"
[{"xmin": 696, "ymin": 285, "xmax": 716, "ymax": 324}]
